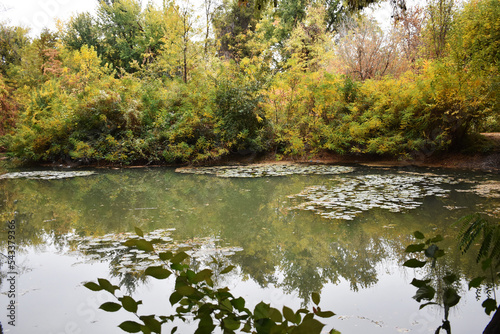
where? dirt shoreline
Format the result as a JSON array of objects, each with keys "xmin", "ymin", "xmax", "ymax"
[
  {"xmin": 237, "ymin": 151, "xmax": 500, "ymax": 172},
  {"xmin": 19, "ymin": 151, "xmax": 500, "ymax": 173},
  {"xmin": 2, "ymin": 133, "xmax": 500, "ymax": 172}
]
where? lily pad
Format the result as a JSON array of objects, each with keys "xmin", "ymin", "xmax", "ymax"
[
  {"xmin": 67, "ymin": 228, "xmax": 242, "ymax": 276},
  {"xmin": 176, "ymin": 164, "xmax": 355, "ymax": 178},
  {"xmin": 0, "ymin": 170, "xmax": 96, "ymax": 180},
  {"xmin": 289, "ymin": 173, "xmax": 459, "ymax": 220},
  {"xmin": 459, "ymin": 181, "xmax": 500, "ymax": 199}
]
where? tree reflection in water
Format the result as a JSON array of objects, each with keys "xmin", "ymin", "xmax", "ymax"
[{"xmin": 0, "ymin": 166, "xmax": 497, "ymax": 307}]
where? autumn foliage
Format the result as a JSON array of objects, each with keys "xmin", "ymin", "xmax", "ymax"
[{"xmin": 0, "ymin": 0, "xmax": 498, "ymax": 163}]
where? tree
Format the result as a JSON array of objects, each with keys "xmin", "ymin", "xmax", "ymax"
[
  {"xmin": 8, "ymin": 28, "xmax": 60, "ymax": 89},
  {"xmin": 285, "ymin": 5, "xmax": 330, "ymax": 72},
  {"xmin": 62, "ymin": 12, "xmax": 103, "ymax": 55},
  {"xmin": 174, "ymin": 2, "xmax": 198, "ymax": 83},
  {"xmin": 96, "ymin": 0, "xmax": 144, "ymax": 73},
  {"xmin": 450, "ymin": 0, "xmax": 500, "ymax": 83},
  {"xmin": 0, "ymin": 74, "xmax": 18, "ymax": 138},
  {"xmin": 336, "ymin": 17, "xmax": 397, "ymax": 80},
  {"xmin": 202, "ymin": 0, "xmax": 219, "ymax": 55},
  {"xmin": 212, "ymin": 0, "xmax": 256, "ymax": 60},
  {"xmin": 0, "ymin": 23, "xmax": 30, "ymax": 77},
  {"xmin": 391, "ymin": 5, "xmax": 424, "ymax": 69},
  {"xmin": 447, "ymin": 0, "xmax": 500, "ymax": 132},
  {"xmin": 422, "ymin": 0, "xmax": 455, "ymax": 59},
  {"xmin": 153, "ymin": 0, "xmax": 201, "ymax": 83}
]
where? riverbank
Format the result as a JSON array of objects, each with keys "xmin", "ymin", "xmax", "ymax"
[
  {"xmin": 231, "ymin": 150, "xmax": 500, "ymax": 172},
  {"xmin": 2, "ymin": 134, "xmax": 499, "ymax": 173},
  {"xmin": 193, "ymin": 133, "xmax": 500, "ymax": 172}
]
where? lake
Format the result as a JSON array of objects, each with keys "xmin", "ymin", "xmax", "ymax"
[{"xmin": 0, "ymin": 163, "xmax": 498, "ymax": 333}]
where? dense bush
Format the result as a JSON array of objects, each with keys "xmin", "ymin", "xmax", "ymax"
[{"xmin": 1, "ymin": 0, "xmax": 498, "ymax": 164}]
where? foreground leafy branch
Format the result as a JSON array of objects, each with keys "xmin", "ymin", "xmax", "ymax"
[
  {"xmin": 405, "ymin": 214, "xmax": 500, "ymax": 334},
  {"xmin": 456, "ymin": 214, "xmax": 500, "ymax": 333},
  {"xmin": 403, "ymin": 231, "xmax": 459, "ymax": 334},
  {"xmin": 84, "ymin": 227, "xmax": 338, "ymax": 334}
]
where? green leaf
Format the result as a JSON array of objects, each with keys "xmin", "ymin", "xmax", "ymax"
[
  {"xmin": 159, "ymin": 251, "xmax": 173, "ymax": 261},
  {"xmin": 291, "ymin": 318, "xmax": 325, "ymax": 334},
  {"xmin": 193, "ymin": 269, "xmax": 212, "ymax": 283},
  {"xmin": 121, "ymin": 296, "xmax": 139, "ymax": 313},
  {"xmin": 220, "ymin": 299, "xmax": 233, "ymax": 312},
  {"xmin": 84, "ymin": 282, "xmax": 103, "ymax": 291},
  {"xmin": 482, "ymin": 258, "xmax": 492, "ymax": 271},
  {"xmin": 269, "ymin": 307, "xmax": 283, "ymax": 323},
  {"xmin": 169, "ymin": 291, "xmax": 183, "ymax": 305},
  {"xmin": 312, "ymin": 292, "xmax": 320, "ymax": 305},
  {"xmin": 242, "ymin": 320, "xmax": 252, "ymax": 332},
  {"xmin": 254, "ymin": 302, "xmax": 270, "ymax": 319},
  {"xmin": 118, "ymin": 321, "xmax": 142, "ymax": 333},
  {"xmin": 231, "ymin": 297, "xmax": 245, "ymax": 312},
  {"xmin": 316, "ymin": 311, "xmax": 335, "ymax": 318},
  {"xmin": 140, "ymin": 315, "xmax": 162, "ymax": 333},
  {"xmin": 171, "ymin": 263, "xmax": 185, "ymax": 271},
  {"xmin": 135, "ymin": 227, "xmax": 144, "ymax": 237},
  {"xmin": 255, "ymin": 318, "xmax": 274, "ymax": 333},
  {"xmin": 413, "ymin": 285, "xmax": 436, "ymax": 302},
  {"xmin": 176, "ymin": 285, "xmax": 197, "ymax": 296},
  {"xmin": 469, "ymin": 276, "xmax": 487, "ymax": 290},
  {"xmin": 430, "ymin": 235, "xmax": 444, "ymax": 243},
  {"xmin": 136, "ymin": 239, "xmax": 154, "ymax": 252},
  {"xmin": 124, "ymin": 239, "xmax": 138, "ymax": 247},
  {"xmin": 443, "ymin": 288, "xmax": 461, "ymax": 308},
  {"xmin": 220, "ymin": 265, "xmax": 236, "ymax": 275},
  {"xmin": 98, "ymin": 278, "xmax": 118, "ymax": 293},
  {"xmin": 482, "ymin": 298, "xmax": 498, "ymax": 315},
  {"xmin": 403, "ymin": 259, "xmax": 427, "ymax": 268},
  {"xmin": 171, "ymin": 252, "xmax": 189, "ymax": 265},
  {"xmin": 410, "ymin": 278, "xmax": 431, "ymax": 288},
  {"xmin": 443, "ymin": 273, "xmax": 458, "ymax": 285},
  {"xmin": 405, "ymin": 243, "xmax": 426, "ymax": 253},
  {"xmin": 171, "ymin": 327, "xmax": 178, "ymax": 334},
  {"xmin": 100, "ymin": 302, "xmax": 122, "ymax": 312},
  {"xmin": 195, "ymin": 314, "xmax": 215, "ymax": 334},
  {"xmin": 206, "ymin": 276, "xmax": 214, "ymax": 288},
  {"xmin": 434, "ymin": 249, "xmax": 445, "ymax": 258},
  {"xmin": 222, "ymin": 316, "xmax": 240, "ymax": 331},
  {"xmin": 414, "ymin": 231, "xmax": 425, "ymax": 239},
  {"xmin": 186, "ymin": 269, "xmax": 196, "ymax": 282},
  {"xmin": 145, "ymin": 266, "xmax": 172, "ymax": 280},
  {"xmin": 283, "ymin": 306, "xmax": 300, "ymax": 324},
  {"xmin": 419, "ymin": 302, "xmax": 438, "ymax": 309},
  {"xmin": 303, "ymin": 313, "xmax": 314, "ymax": 322}
]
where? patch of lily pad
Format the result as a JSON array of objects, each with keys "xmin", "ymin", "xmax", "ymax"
[
  {"xmin": 0, "ymin": 170, "xmax": 96, "ymax": 180},
  {"xmin": 455, "ymin": 180, "xmax": 500, "ymax": 199},
  {"xmin": 176, "ymin": 164, "xmax": 355, "ymax": 178},
  {"xmin": 288, "ymin": 174, "xmax": 461, "ymax": 220},
  {"xmin": 67, "ymin": 228, "xmax": 243, "ymax": 276}
]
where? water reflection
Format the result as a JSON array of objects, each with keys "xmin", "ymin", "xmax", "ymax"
[{"xmin": 0, "ymin": 165, "xmax": 498, "ymax": 331}]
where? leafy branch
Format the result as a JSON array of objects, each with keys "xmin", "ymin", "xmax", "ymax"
[
  {"xmin": 403, "ymin": 231, "xmax": 459, "ymax": 334},
  {"xmin": 456, "ymin": 214, "xmax": 500, "ymax": 316},
  {"xmin": 85, "ymin": 227, "xmax": 338, "ymax": 334}
]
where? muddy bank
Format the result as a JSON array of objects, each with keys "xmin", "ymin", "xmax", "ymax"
[
  {"xmin": 1, "ymin": 139, "xmax": 500, "ymax": 173},
  {"xmin": 2, "ymin": 151, "xmax": 499, "ymax": 173},
  {"xmin": 251, "ymin": 151, "xmax": 500, "ymax": 173}
]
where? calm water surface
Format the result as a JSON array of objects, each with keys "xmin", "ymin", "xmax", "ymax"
[{"xmin": 0, "ymin": 164, "xmax": 498, "ymax": 333}]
